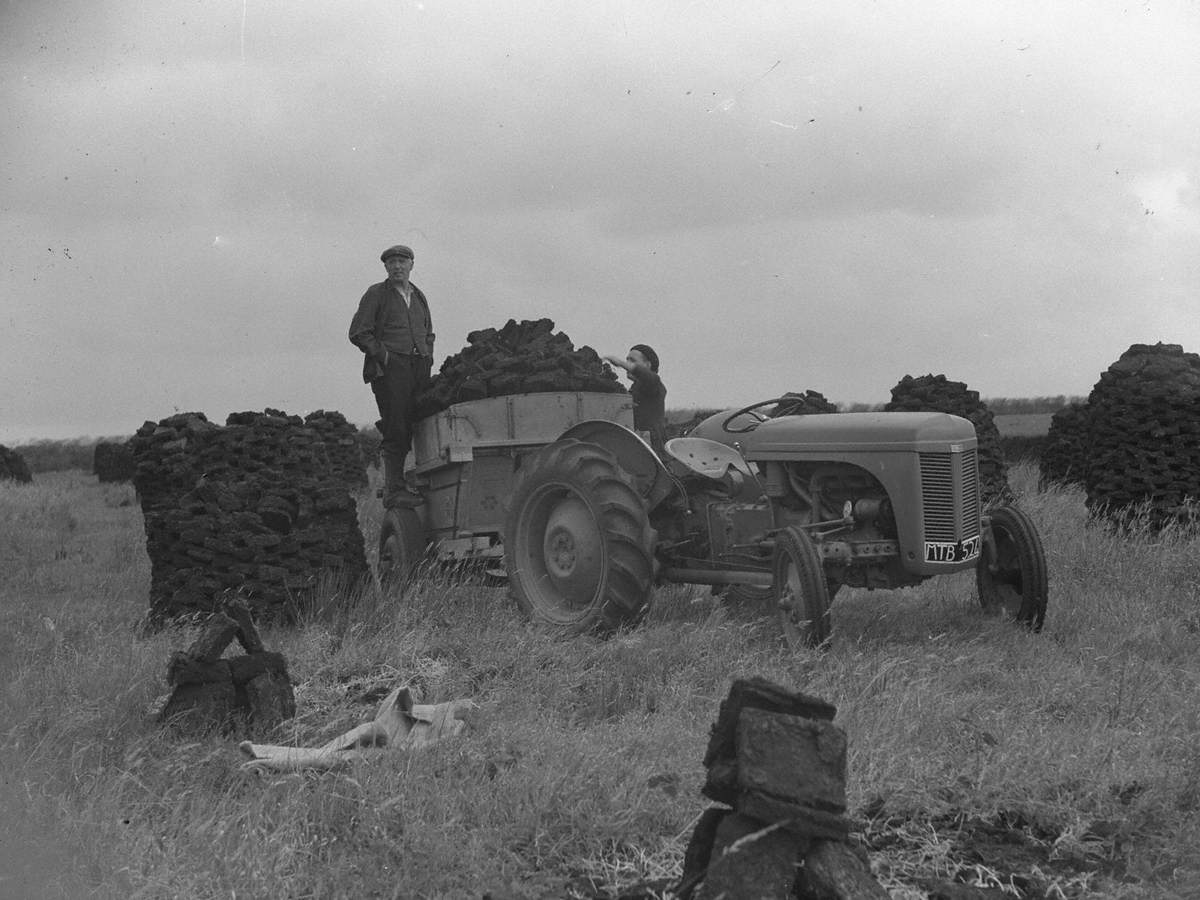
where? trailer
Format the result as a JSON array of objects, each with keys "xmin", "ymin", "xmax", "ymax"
[{"xmin": 378, "ymin": 391, "xmax": 634, "ymax": 578}]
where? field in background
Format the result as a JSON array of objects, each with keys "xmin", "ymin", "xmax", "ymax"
[
  {"xmin": 2, "ymin": 464, "xmax": 1200, "ymax": 898},
  {"xmin": 993, "ymin": 413, "xmax": 1054, "ymax": 438}
]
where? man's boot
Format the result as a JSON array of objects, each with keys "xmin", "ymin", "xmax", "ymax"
[{"xmin": 382, "ymin": 449, "xmax": 422, "ymax": 508}]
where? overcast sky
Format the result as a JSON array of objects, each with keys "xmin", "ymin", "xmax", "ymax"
[{"xmin": 2, "ymin": 0, "xmax": 1198, "ymax": 442}]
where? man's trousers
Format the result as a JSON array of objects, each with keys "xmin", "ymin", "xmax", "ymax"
[{"xmin": 371, "ymin": 354, "xmax": 433, "ymax": 489}]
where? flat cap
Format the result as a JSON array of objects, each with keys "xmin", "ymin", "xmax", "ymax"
[{"xmin": 380, "ymin": 244, "xmax": 414, "ymax": 262}]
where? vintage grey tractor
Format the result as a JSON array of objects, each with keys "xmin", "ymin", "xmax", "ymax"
[{"xmin": 378, "ymin": 392, "xmax": 1048, "ymax": 647}]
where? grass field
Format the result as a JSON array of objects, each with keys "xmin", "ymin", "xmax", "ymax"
[{"xmin": 2, "ymin": 464, "xmax": 1200, "ymax": 899}]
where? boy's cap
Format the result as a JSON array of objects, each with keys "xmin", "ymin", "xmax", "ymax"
[
  {"xmin": 381, "ymin": 245, "xmax": 414, "ymax": 262},
  {"xmin": 631, "ymin": 343, "xmax": 660, "ymax": 372}
]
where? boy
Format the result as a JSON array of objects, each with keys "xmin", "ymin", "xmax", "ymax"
[{"xmin": 603, "ymin": 344, "xmax": 667, "ymax": 454}]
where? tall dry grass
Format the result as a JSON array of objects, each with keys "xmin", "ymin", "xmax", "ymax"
[{"xmin": 1, "ymin": 465, "xmax": 1199, "ymax": 898}]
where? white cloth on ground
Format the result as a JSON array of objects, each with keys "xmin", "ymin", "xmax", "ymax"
[{"xmin": 238, "ymin": 685, "xmax": 476, "ymax": 772}]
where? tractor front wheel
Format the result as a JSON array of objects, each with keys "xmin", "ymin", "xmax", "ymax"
[
  {"xmin": 976, "ymin": 505, "xmax": 1048, "ymax": 631},
  {"xmin": 504, "ymin": 439, "xmax": 655, "ymax": 635},
  {"xmin": 774, "ymin": 526, "xmax": 832, "ymax": 649}
]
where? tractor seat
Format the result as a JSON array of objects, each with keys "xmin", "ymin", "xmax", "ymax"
[{"xmin": 664, "ymin": 438, "xmax": 760, "ymax": 495}]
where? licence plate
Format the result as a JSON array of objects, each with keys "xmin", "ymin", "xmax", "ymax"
[{"xmin": 923, "ymin": 535, "xmax": 981, "ymax": 564}]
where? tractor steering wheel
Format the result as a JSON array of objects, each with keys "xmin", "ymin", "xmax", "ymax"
[{"xmin": 720, "ymin": 398, "xmax": 788, "ymax": 433}]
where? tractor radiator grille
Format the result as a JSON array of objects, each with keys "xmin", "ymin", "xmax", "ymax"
[
  {"xmin": 919, "ymin": 449, "xmax": 981, "ymax": 542},
  {"xmin": 960, "ymin": 449, "xmax": 981, "ymax": 533}
]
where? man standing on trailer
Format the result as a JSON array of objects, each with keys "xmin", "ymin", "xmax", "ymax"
[{"xmin": 349, "ymin": 243, "xmax": 435, "ymax": 507}]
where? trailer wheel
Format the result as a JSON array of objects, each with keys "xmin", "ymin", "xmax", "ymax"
[
  {"xmin": 505, "ymin": 439, "xmax": 655, "ymax": 635},
  {"xmin": 976, "ymin": 505, "xmax": 1047, "ymax": 631},
  {"xmin": 378, "ymin": 507, "xmax": 426, "ymax": 589},
  {"xmin": 774, "ymin": 526, "xmax": 832, "ymax": 649}
]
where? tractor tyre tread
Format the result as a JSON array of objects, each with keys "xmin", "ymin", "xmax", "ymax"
[
  {"xmin": 774, "ymin": 525, "xmax": 832, "ymax": 649},
  {"xmin": 976, "ymin": 504, "xmax": 1048, "ymax": 631},
  {"xmin": 505, "ymin": 439, "xmax": 655, "ymax": 635}
]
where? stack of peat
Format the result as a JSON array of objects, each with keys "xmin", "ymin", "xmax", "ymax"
[
  {"xmin": 93, "ymin": 440, "xmax": 135, "ymax": 483},
  {"xmin": 0, "ymin": 445, "xmax": 33, "ymax": 483},
  {"xmin": 885, "ymin": 374, "xmax": 1009, "ymax": 504},
  {"xmin": 666, "ymin": 409, "xmax": 722, "ymax": 440},
  {"xmin": 1039, "ymin": 402, "xmax": 1091, "ymax": 488},
  {"xmin": 303, "ymin": 410, "xmax": 368, "ymax": 489},
  {"xmin": 769, "ymin": 389, "xmax": 839, "ymax": 418},
  {"xmin": 158, "ymin": 593, "xmax": 295, "ymax": 737},
  {"xmin": 1083, "ymin": 343, "xmax": 1200, "ymax": 529},
  {"xmin": 414, "ymin": 318, "xmax": 624, "ymax": 420},
  {"xmin": 678, "ymin": 678, "xmax": 887, "ymax": 900},
  {"xmin": 130, "ymin": 409, "xmax": 368, "ymax": 624}
]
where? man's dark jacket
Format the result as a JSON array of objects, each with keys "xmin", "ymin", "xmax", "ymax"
[{"xmin": 348, "ymin": 281, "xmax": 434, "ymax": 383}]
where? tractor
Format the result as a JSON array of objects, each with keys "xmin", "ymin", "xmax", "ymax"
[{"xmin": 378, "ymin": 392, "xmax": 1048, "ymax": 647}]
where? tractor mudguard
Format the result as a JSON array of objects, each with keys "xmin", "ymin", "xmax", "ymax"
[{"xmin": 557, "ymin": 420, "xmax": 682, "ymax": 513}]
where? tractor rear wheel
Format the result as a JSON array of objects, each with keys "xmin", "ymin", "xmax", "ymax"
[
  {"xmin": 505, "ymin": 439, "xmax": 655, "ymax": 635},
  {"xmin": 976, "ymin": 505, "xmax": 1047, "ymax": 631},
  {"xmin": 378, "ymin": 507, "xmax": 426, "ymax": 589},
  {"xmin": 774, "ymin": 526, "xmax": 832, "ymax": 649}
]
